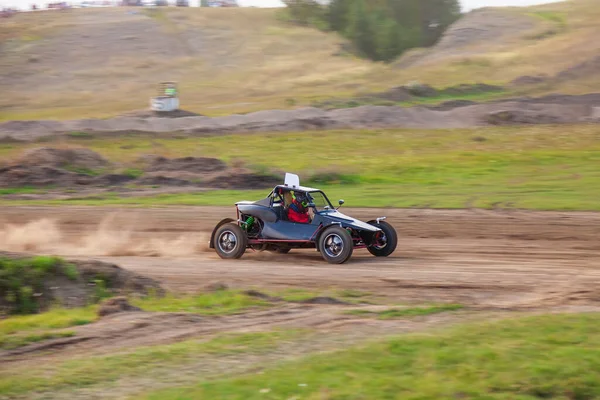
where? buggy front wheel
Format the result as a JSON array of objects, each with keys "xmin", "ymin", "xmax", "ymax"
[{"xmin": 318, "ymin": 226, "xmax": 353, "ymax": 264}]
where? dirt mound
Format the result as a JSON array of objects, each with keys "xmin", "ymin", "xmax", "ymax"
[
  {"xmin": 0, "ymin": 251, "xmax": 164, "ymax": 314},
  {"xmin": 0, "ymin": 147, "xmax": 279, "ymax": 190},
  {"xmin": 97, "ymin": 296, "xmax": 142, "ymax": 317},
  {"xmin": 510, "ymin": 75, "xmax": 549, "ymax": 86},
  {"xmin": 146, "ymin": 156, "xmax": 227, "ymax": 174},
  {"xmin": 18, "ymin": 147, "xmax": 109, "ymax": 169},
  {"xmin": 485, "ymin": 109, "xmax": 562, "ymax": 125},
  {"xmin": 316, "ymin": 83, "xmax": 504, "ymax": 108},
  {"xmin": 299, "ymin": 297, "xmax": 349, "ymax": 305},
  {"xmin": 0, "ymin": 165, "xmax": 95, "ymax": 187},
  {"xmin": 203, "ymin": 171, "xmax": 281, "ymax": 190},
  {"xmin": 0, "ymin": 147, "xmax": 113, "ymax": 188}
]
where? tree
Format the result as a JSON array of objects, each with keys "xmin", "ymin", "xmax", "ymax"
[
  {"xmin": 282, "ymin": 0, "xmax": 326, "ymax": 27},
  {"xmin": 345, "ymin": 0, "xmax": 377, "ymax": 60},
  {"xmin": 283, "ymin": 0, "xmax": 463, "ymax": 62}
]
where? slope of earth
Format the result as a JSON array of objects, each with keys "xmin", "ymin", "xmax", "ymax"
[
  {"xmin": 0, "ymin": 7, "xmax": 375, "ymax": 120},
  {"xmin": 0, "ymin": 0, "xmax": 598, "ymax": 121},
  {"xmin": 392, "ymin": 0, "xmax": 600, "ymax": 94}
]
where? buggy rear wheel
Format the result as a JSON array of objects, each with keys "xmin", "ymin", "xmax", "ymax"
[
  {"xmin": 367, "ymin": 220, "xmax": 397, "ymax": 257},
  {"xmin": 214, "ymin": 223, "xmax": 247, "ymax": 259},
  {"xmin": 319, "ymin": 226, "xmax": 353, "ymax": 264}
]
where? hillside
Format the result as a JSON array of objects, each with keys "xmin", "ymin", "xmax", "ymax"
[{"xmin": 0, "ymin": 0, "xmax": 598, "ymax": 121}]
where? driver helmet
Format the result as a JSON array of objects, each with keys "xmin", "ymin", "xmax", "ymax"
[{"xmin": 293, "ymin": 191, "xmax": 309, "ymax": 208}]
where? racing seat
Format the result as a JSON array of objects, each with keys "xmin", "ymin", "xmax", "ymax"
[{"xmin": 273, "ymin": 203, "xmax": 288, "ymax": 221}]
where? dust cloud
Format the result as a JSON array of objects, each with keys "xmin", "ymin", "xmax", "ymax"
[{"xmin": 0, "ymin": 213, "xmax": 209, "ymax": 257}]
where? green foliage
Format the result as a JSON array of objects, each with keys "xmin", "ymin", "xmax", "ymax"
[
  {"xmin": 283, "ymin": 0, "xmax": 462, "ymax": 62},
  {"xmin": 0, "ymin": 256, "xmax": 80, "ymax": 315},
  {"xmin": 280, "ymin": 0, "xmax": 328, "ymax": 29},
  {"xmin": 0, "ymin": 187, "xmax": 38, "ymax": 195},
  {"xmin": 91, "ymin": 279, "xmax": 111, "ymax": 302},
  {"xmin": 141, "ymin": 313, "xmax": 600, "ymax": 400}
]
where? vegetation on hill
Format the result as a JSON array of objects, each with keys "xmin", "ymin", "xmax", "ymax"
[{"xmin": 282, "ymin": 0, "xmax": 461, "ymax": 62}]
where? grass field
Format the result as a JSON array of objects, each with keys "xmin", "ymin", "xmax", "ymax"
[
  {"xmin": 1, "ymin": 124, "xmax": 599, "ymax": 210},
  {"xmin": 0, "ymin": 329, "xmax": 303, "ymax": 397},
  {"xmin": 139, "ymin": 312, "xmax": 600, "ymax": 400}
]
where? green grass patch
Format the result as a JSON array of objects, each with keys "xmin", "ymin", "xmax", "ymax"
[
  {"xmin": 272, "ymin": 288, "xmax": 321, "ymax": 303},
  {"xmin": 0, "ymin": 306, "xmax": 97, "ymax": 336},
  {"xmin": 0, "ymin": 187, "xmax": 39, "ymax": 195},
  {"xmin": 140, "ymin": 312, "xmax": 600, "ymax": 400},
  {"xmin": 346, "ymin": 304, "xmax": 464, "ymax": 319},
  {"xmin": 0, "ymin": 256, "xmax": 80, "ymax": 314},
  {"xmin": 131, "ymin": 290, "xmax": 272, "ymax": 316},
  {"xmin": 0, "ymin": 305, "xmax": 97, "ymax": 351},
  {"xmin": 0, "ymin": 330, "xmax": 302, "ymax": 397}
]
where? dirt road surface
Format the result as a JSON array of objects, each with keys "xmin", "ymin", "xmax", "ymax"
[
  {"xmin": 2, "ymin": 206, "xmax": 600, "ymax": 309},
  {"xmin": 2, "ymin": 206, "xmax": 600, "ymax": 399}
]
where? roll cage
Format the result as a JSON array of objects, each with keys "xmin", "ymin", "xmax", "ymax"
[{"xmin": 266, "ymin": 185, "xmax": 336, "ymax": 212}]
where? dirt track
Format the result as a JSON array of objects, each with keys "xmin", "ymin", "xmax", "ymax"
[
  {"xmin": 2, "ymin": 206, "xmax": 600, "ymax": 309},
  {"xmin": 2, "ymin": 205, "xmax": 600, "ymax": 398}
]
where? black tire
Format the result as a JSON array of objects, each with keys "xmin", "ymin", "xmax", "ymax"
[
  {"xmin": 214, "ymin": 223, "xmax": 247, "ymax": 259},
  {"xmin": 367, "ymin": 220, "xmax": 397, "ymax": 257},
  {"xmin": 318, "ymin": 226, "xmax": 353, "ymax": 264}
]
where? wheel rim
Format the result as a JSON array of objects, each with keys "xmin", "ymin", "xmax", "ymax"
[
  {"xmin": 323, "ymin": 233, "xmax": 344, "ymax": 258},
  {"xmin": 372, "ymin": 231, "xmax": 388, "ymax": 250},
  {"xmin": 217, "ymin": 230, "xmax": 237, "ymax": 254}
]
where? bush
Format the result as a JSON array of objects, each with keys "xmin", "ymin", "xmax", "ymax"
[{"xmin": 0, "ymin": 256, "xmax": 80, "ymax": 315}]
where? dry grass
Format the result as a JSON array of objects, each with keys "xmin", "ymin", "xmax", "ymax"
[
  {"xmin": 0, "ymin": 0, "xmax": 598, "ymax": 120},
  {"xmin": 389, "ymin": 0, "xmax": 600, "ymax": 91}
]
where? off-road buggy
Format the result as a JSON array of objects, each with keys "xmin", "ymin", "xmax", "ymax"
[{"xmin": 209, "ymin": 173, "xmax": 397, "ymax": 264}]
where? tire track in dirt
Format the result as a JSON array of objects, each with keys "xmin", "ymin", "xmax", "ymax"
[{"xmin": 1, "ymin": 206, "xmax": 599, "ymax": 310}]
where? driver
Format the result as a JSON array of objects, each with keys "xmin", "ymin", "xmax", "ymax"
[{"xmin": 287, "ymin": 191, "xmax": 312, "ymax": 223}]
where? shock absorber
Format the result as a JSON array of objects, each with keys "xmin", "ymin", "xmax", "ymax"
[{"xmin": 243, "ymin": 216, "xmax": 255, "ymax": 232}]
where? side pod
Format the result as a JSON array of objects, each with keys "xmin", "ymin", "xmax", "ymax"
[{"xmin": 209, "ymin": 218, "xmax": 235, "ymax": 249}]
